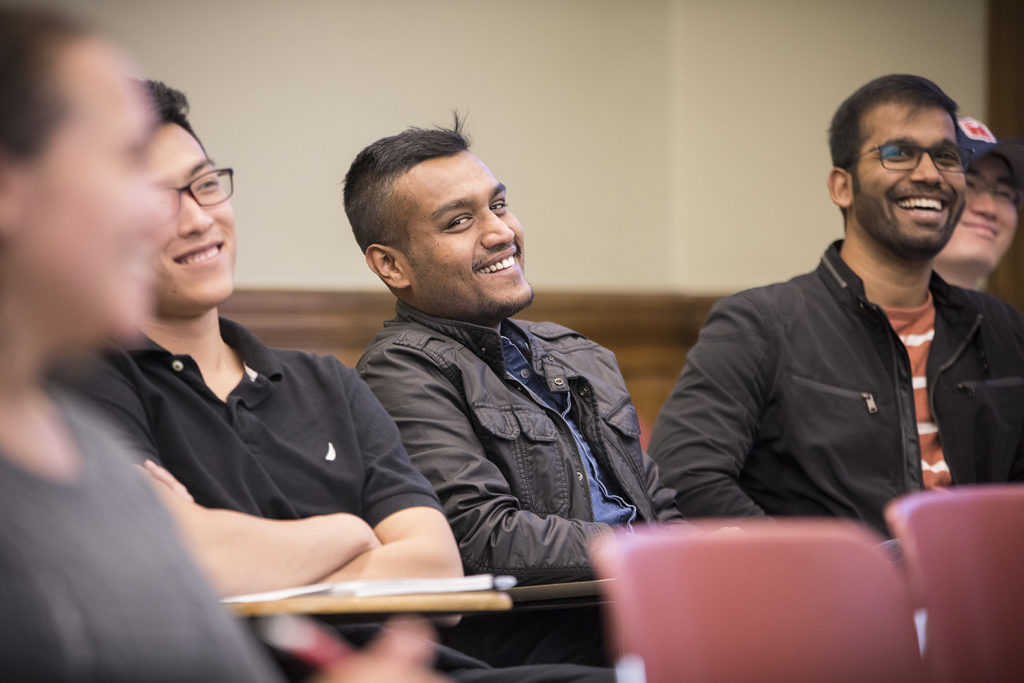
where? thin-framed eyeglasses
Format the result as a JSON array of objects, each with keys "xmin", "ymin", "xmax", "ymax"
[
  {"xmin": 859, "ymin": 144, "xmax": 973, "ymax": 174},
  {"xmin": 159, "ymin": 168, "xmax": 234, "ymax": 218},
  {"xmin": 966, "ymin": 174, "xmax": 1023, "ymax": 208}
]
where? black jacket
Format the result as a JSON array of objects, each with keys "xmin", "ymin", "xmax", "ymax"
[
  {"xmin": 358, "ymin": 301, "xmax": 682, "ymax": 584},
  {"xmin": 649, "ymin": 242, "xmax": 1024, "ymax": 536}
]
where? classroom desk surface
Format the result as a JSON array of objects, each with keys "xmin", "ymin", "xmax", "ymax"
[{"xmin": 227, "ymin": 591, "xmax": 513, "ymax": 619}]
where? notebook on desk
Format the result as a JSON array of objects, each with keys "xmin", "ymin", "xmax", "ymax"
[{"xmin": 223, "ymin": 574, "xmax": 517, "ymax": 604}]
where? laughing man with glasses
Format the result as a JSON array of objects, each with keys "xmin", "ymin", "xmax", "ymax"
[
  {"xmin": 934, "ymin": 117, "xmax": 1024, "ymax": 290},
  {"xmin": 649, "ymin": 74, "xmax": 1024, "ymax": 538}
]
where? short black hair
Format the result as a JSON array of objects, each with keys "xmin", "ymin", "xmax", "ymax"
[
  {"xmin": 829, "ymin": 74, "xmax": 958, "ymax": 170},
  {"xmin": 0, "ymin": 7, "xmax": 88, "ymax": 159},
  {"xmin": 143, "ymin": 79, "xmax": 206, "ymax": 152},
  {"xmin": 343, "ymin": 114, "xmax": 470, "ymax": 253}
]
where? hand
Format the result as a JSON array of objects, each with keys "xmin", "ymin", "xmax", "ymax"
[
  {"xmin": 312, "ymin": 617, "xmax": 450, "ymax": 683},
  {"xmin": 143, "ymin": 459, "xmax": 194, "ymax": 502}
]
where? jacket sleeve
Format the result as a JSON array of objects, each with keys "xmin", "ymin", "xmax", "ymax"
[
  {"xmin": 647, "ymin": 291, "xmax": 774, "ymax": 518},
  {"xmin": 643, "ymin": 451, "xmax": 686, "ymax": 522},
  {"xmin": 358, "ymin": 343, "xmax": 609, "ymax": 585}
]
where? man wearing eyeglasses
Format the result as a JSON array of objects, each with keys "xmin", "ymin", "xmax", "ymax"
[
  {"xmin": 934, "ymin": 117, "xmax": 1024, "ymax": 290},
  {"xmin": 73, "ymin": 80, "xmax": 465, "ymax": 597},
  {"xmin": 649, "ymin": 74, "xmax": 1024, "ymax": 537}
]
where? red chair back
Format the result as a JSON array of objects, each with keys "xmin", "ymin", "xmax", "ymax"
[
  {"xmin": 590, "ymin": 520, "xmax": 925, "ymax": 683},
  {"xmin": 885, "ymin": 485, "xmax": 1024, "ymax": 683}
]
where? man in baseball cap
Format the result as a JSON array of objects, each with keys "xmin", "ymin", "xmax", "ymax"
[{"xmin": 934, "ymin": 116, "xmax": 1024, "ymax": 289}]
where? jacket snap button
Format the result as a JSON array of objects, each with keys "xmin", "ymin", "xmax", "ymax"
[
  {"xmin": 554, "ymin": 378, "xmax": 564, "ymax": 386},
  {"xmin": 170, "ymin": 360, "xmax": 185, "ymax": 372},
  {"xmin": 576, "ymin": 471, "xmax": 584, "ymax": 481}
]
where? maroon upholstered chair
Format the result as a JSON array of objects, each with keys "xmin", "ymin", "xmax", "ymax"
[
  {"xmin": 590, "ymin": 520, "xmax": 925, "ymax": 683},
  {"xmin": 885, "ymin": 484, "xmax": 1024, "ymax": 683}
]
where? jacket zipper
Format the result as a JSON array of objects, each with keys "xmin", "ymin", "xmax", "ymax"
[{"xmin": 928, "ymin": 313, "xmax": 982, "ymax": 484}]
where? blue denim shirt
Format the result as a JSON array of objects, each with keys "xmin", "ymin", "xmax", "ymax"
[{"xmin": 501, "ymin": 324, "xmax": 636, "ymax": 527}]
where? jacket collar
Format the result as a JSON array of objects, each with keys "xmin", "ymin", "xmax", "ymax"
[
  {"xmin": 817, "ymin": 239, "xmax": 981, "ymax": 333},
  {"xmin": 392, "ymin": 299, "xmax": 518, "ymax": 373}
]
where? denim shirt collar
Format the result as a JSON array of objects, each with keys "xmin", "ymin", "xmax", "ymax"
[{"xmin": 392, "ymin": 299, "xmax": 532, "ymax": 377}]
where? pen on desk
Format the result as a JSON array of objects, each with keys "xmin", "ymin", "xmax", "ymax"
[{"xmin": 256, "ymin": 613, "xmax": 353, "ymax": 669}]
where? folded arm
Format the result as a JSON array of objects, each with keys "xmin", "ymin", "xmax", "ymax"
[
  {"xmin": 147, "ymin": 465, "xmax": 382, "ymax": 596},
  {"xmin": 323, "ymin": 506, "xmax": 463, "ymax": 582}
]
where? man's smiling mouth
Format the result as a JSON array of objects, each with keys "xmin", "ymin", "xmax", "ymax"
[
  {"xmin": 478, "ymin": 255, "xmax": 516, "ymax": 274},
  {"xmin": 895, "ymin": 197, "xmax": 945, "ymax": 212},
  {"xmin": 175, "ymin": 243, "xmax": 222, "ymax": 265}
]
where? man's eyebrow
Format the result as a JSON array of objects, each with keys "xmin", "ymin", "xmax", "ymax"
[
  {"xmin": 430, "ymin": 183, "xmax": 507, "ymax": 220},
  {"xmin": 968, "ymin": 167, "xmax": 1015, "ymax": 185},
  {"xmin": 185, "ymin": 159, "xmax": 215, "ymax": 180},
  {"xmin": 880, "ymin": 137, "xmax": 958, "ymax": 147}
]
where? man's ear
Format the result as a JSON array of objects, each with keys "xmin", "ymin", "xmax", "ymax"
[
  {"xmin": 827, "ymin": 167, "xmax": 854, "ymax": 211},
  {"xmin": 365, "ymin": 243, "xmax": 412, "ymax": 291}
]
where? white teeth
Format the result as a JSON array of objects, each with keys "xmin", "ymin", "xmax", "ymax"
[
  {"xmin": 479, "ymin": 256, "xmax": 515, "ymax": 274},
  {"xmin": 179, "ymin": 245, "xmax": 220, "ymax": 265},
  {"xmin": 896, "ymin": 197, "xmax": 943, "ymax": 211}
]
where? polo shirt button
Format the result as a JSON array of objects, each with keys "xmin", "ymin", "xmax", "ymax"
[
  {"xmin": 579, "ymin": 387, "xmax": 589, "ymax": 396},
  {"xmin": 170, "ymin": 360, "xmax": 184, "ymax": 372},
  {"xmin": 554, "ymin": 378, "xmax": 564, "ymax": 386},
  {"xmin": 519, "ymin": 369, "xmax": 530, "ymax": 379},
  {"xmin": 576, "ymin": 471, "xmax": 584, "ymax": 482}
]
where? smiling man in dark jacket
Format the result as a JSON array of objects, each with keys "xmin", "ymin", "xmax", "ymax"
[
  {"xmin": 649, "ymin": 74, "xmax": 1024, "ymax": 537},
  {"xmin": 345, "ymin": 120, "xmax": 682, "ymax": 668}
]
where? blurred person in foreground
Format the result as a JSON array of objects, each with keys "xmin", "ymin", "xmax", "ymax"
[
  {"xmin": 933, "ymin": 116, "xmax": 1024, "ymax": 290},
  {"xmin": 0, "ymin": 7, "xmax": 445, "ymax": 682}
]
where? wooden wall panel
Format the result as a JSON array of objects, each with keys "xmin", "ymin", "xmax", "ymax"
[
  {"xmin": 220, "ymin": 289, "xmax": 719, "ymax": 424},
  {"xmin": 986, "ymin": 0, "xmax": 1024, "ymax": 310}
]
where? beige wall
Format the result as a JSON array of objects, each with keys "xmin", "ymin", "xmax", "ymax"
[{"xmin": 55, "ymin": 0, "xmax": 985, "ymax": 294}]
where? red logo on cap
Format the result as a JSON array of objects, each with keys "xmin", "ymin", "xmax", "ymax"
[{"xmin": 958, "ymin": 117, "xmax": 997, "ymax": 143}]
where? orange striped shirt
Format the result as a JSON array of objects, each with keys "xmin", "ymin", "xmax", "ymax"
[{"xmin": 884, "ymin": 294, "xmax": 951, "ymax": 488}]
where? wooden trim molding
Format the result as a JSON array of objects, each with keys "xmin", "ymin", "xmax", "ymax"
[{"xmin": 220, "ymin": 289, "xmax": 720, "ymax": 423}]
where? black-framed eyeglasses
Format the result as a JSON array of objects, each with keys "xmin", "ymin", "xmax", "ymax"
[
  {"xmin": 861, "ymin": 144, "xmax": 972, "ymax": 174},
  {"xmin": 966, "ymin": 174, "xmax": 1023, "ymax": 208},
  {"xmin": 159, "ymin": 168, "xmax": 234, "ymax": 218}
]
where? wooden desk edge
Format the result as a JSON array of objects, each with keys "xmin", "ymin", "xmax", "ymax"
[
  {"xmin": 227, "ymin": 591, "xmax": 513, "ymax": 618},
  {"xmin": 505, "ymin": 578, "xmax": 611, "ymax": 603}
]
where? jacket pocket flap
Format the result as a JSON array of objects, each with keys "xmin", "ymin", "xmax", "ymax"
[
  {"xmin": 512, "ymin": 408, "xmax": 560, "ymax": 442},
  {"xmin": 603, "ymin": 398, "xmax": 642, "ymax": 439},
  {"xmin": 473, "ymin": 406, "xmax": 520, "ymax": 440}
]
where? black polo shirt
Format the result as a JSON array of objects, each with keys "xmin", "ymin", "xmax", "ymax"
[{"xmin": 73, "ymin": 318, "xmax": 441, "ymax": 525}]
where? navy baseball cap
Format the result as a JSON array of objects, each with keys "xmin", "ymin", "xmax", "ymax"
[{"xmin": 956, "ymin": 116, "xmax": 1024, "ymax": 189}]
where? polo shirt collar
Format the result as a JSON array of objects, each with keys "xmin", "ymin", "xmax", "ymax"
[{"xmin": 127, "ymin": 317, "xmax": 284, "ymax": 382}]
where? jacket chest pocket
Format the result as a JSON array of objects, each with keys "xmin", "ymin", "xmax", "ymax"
[
  {"xmin": 946, "ymin": 376, "xmax": 1024, "ymax": 481},
  {"xmin": 472, "ymin": 405, "xmax": 571, "ymax": 516}
]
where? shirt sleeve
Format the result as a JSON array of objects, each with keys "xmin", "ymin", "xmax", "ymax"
[
  {"xmin": 648, "ymin": 291, "xmax": 773, "ymax": 518},
  {"xmin": 63, "ymin": 351, "xmax": 161, "ymax": 466},
  {"xmin": 332, "ymin": 362, "xmax": 443, "ymax": 527}
]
